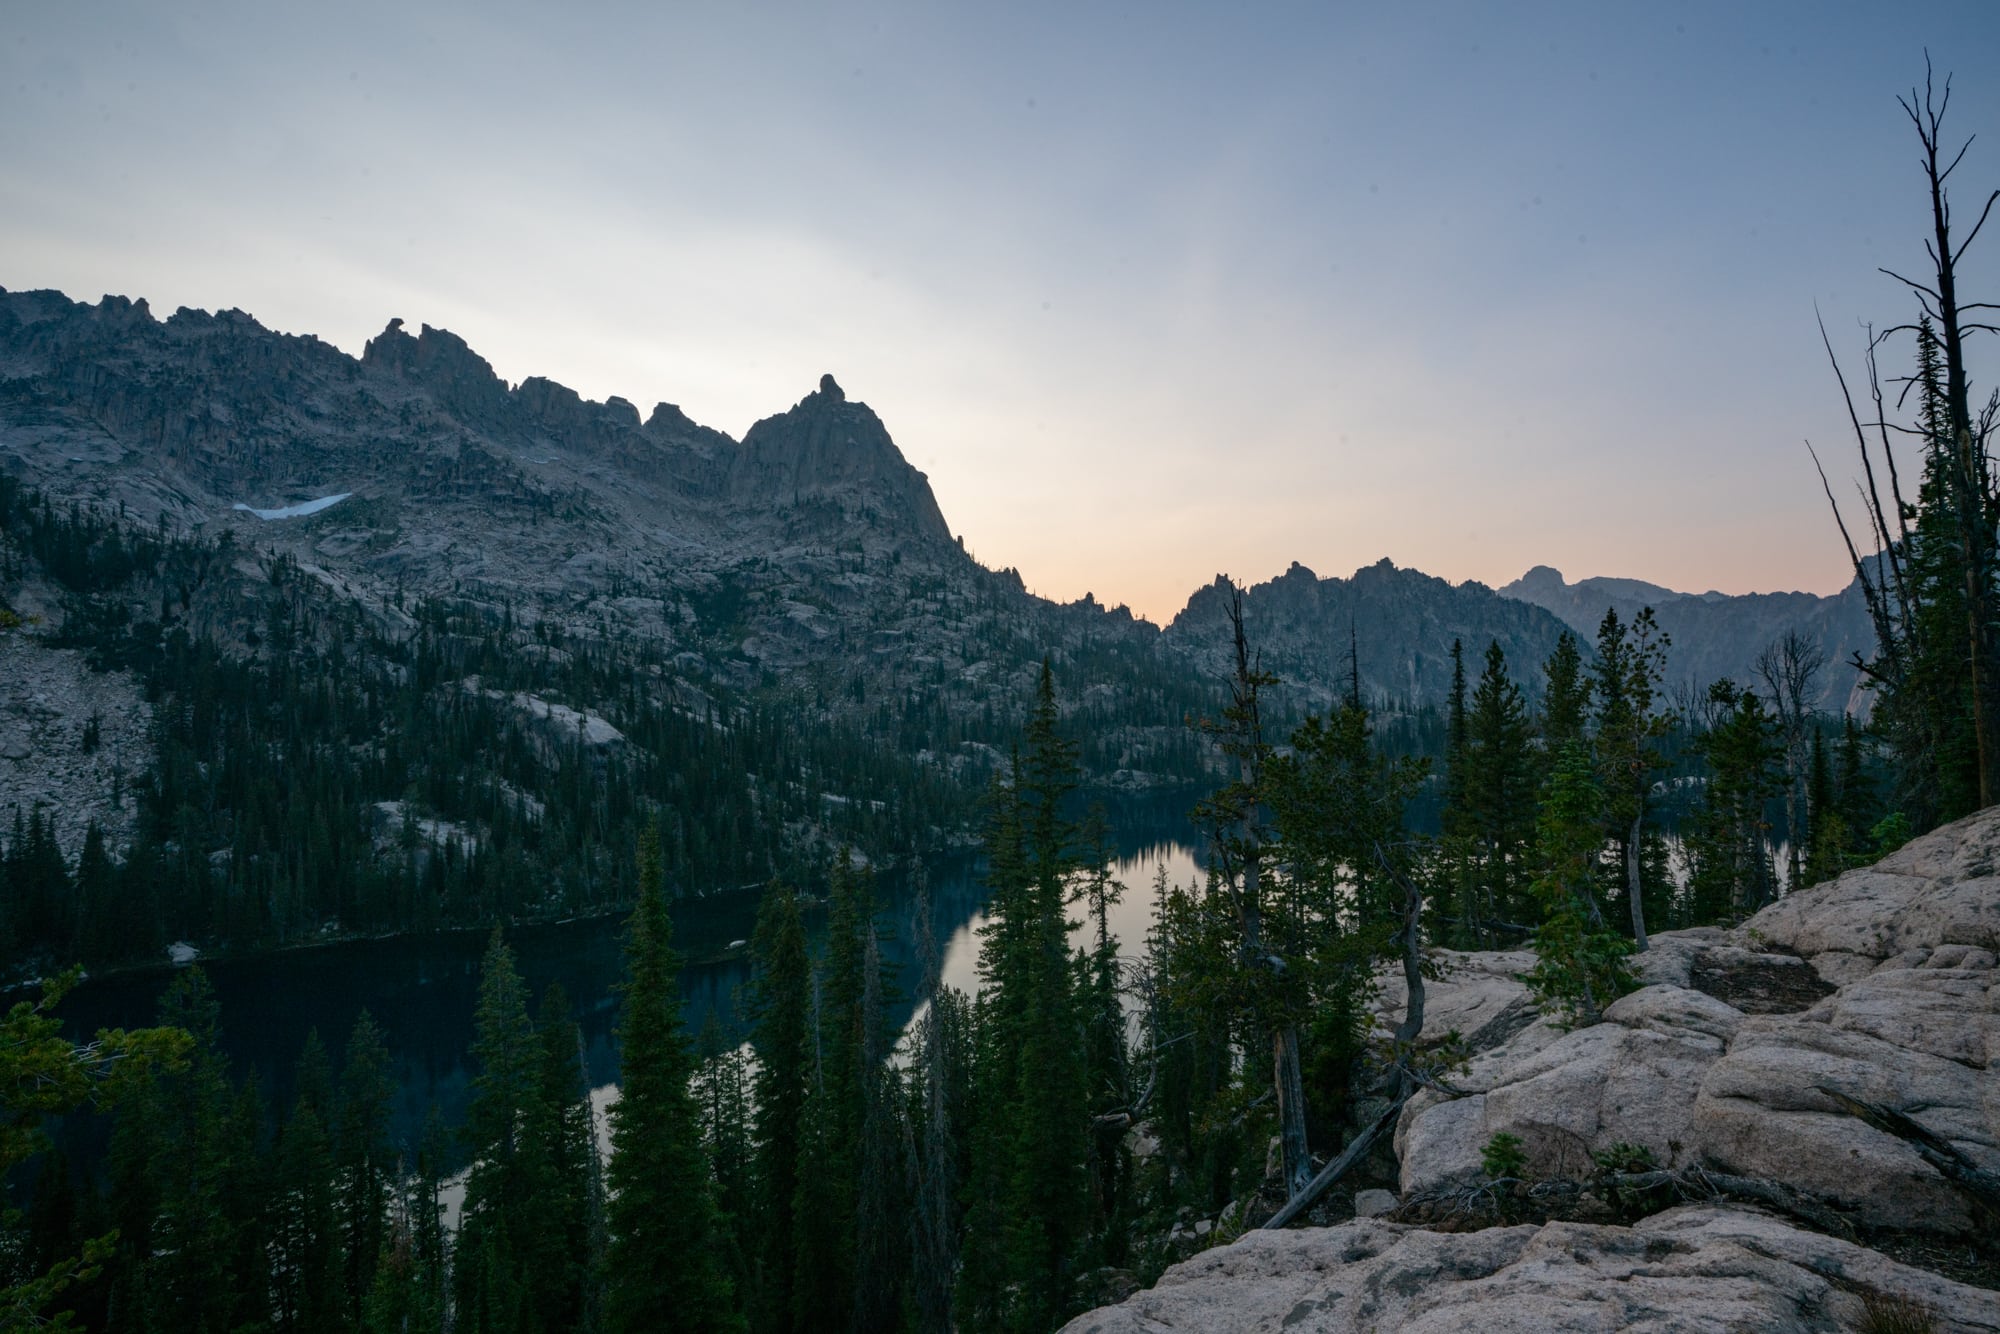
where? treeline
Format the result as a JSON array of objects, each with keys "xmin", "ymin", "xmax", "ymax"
[
  {"xmin": 0, "ymin": 474, "xmax": 1019, "ymax": 974},
  {"xmin": 7, "ymin": 618, "xmax": 1912, "ymax": 1333}
]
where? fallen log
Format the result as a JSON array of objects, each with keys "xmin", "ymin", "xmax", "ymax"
[
  {"xmin": 1260, "ymin": 1092, "xmax": 1411, "ymax": 1231},
  {"xmin": 1814, "ymin": 1085, "xmax": 2000, "ymax": 1227}
]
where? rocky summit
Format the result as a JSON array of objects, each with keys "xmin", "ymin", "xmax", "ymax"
[{"xmin": 1063, "ymin": 809, "xmax": 2000, "ymax": 1333}]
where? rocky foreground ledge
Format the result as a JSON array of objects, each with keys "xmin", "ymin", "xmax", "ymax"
[{"xmin": 1064, "ymin": 809, "xmax": 2000, "ymax": 1333}]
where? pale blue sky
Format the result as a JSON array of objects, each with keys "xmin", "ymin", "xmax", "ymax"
[{"xmin": 6, "ymin": 2, "xmax": 1998, "ymax": 620}]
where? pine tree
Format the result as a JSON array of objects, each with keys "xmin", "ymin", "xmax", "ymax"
[
  {"xmin": 1075, "ymin": 808, "xmax": 1130, "ymax": 1261},
  {"xmin": 1442, "ymin": 638, "xmax": 1469, "ymax": 828},
  {"xmin": 1187, "ymin": 598, "xmax": 1312, "ymax": 1204},
  {"xmin": 1460, "ymin": 642, "xmax": 1537, "ymax": 938},
  {"xmin": 1684, "ymin": 681, "xmax": 1782, "ymax": 923},
  {"xmin": 336, "ymin": 1011, "xmax": 393, "ymax": 1327},
  {"xmin": 695, "ymin": 1013, "xmax": 754, "ymax": 1300},
  {"xmin": 961, "ymin": 662, "xmax": 1089, "ymax": 1334},
  {"xmin": 106, "ymin": 967, "xmax": 264, "ymax": 1333},
  {"xmin": 1592, "ymin": 608, "xmax": 1671, "ymax": 950},
  {"xmin": 0, "ymin": 971, "xmax": 187, "ymax": 1332},
  {"xmin": 1524, "ymin": 744, "xmax": 1636, "ymax": 1027},
  {"xmin": 271, "ymin": 1061, "xmax": 343, "ymax": 1334},
  {"xmin": 456, "ymin": 929, "xmax": 536, "ymax": 1333},
  {"xmin": 1539, "ymin": 631, "xmax": 1591, "ymax": 756},
  {"xmin": 522, "ymin": 983, "xmax": 596, "ymax": 1332},
  {"xmin": 603, "ymin": 822, "xmax": 738, "ymax": 1332},
  {"xmin": 747, "ymin": 880, "xmax": 812, "ymax": 1334},
  {"xmin": 905, "ymin": 886, "xmax": 965, "ymax": 1334}
]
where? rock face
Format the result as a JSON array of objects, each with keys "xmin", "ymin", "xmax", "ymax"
[
  {"xmin": 0, "ymin": 286, "xmax": 1202, "ymax": 789},
  {"xmin": 1069, "ymin": 813, "xmax": 2000, "ymax": 1332},
  {"xmin": 0, "ymin": 621, "xmax": 151, "ymax": 856},
  {"xmin": 1058, "ymin": 1205, "xmax": 2000, "ymax": 1333},
  {"xmin": 1392, "ymin": 809, "xmax": 2000, "ymax": 1237}
]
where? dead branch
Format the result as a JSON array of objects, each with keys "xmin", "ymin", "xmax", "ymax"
[
  {"xmin": 1814, "ymin": 1086, "xmax": 2000, "ymax": 1226},
  {"xmin": 1260, "ymin": 1091, "xmax": 1411, "ymax": 1231}
]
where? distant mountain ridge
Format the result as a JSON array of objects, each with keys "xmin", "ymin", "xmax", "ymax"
[
  {"xmin": 1164, "ymin": 559, "xmax": 1579, "ymax": 713},
  {"xmin": 1497, "ymin": 565, "xmax": 1874, "ymax": 713}
]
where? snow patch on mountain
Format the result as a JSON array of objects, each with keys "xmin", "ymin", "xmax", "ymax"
[{"xmin": 233, "ymin": 493, "xmax": 351, "ymax": 520}]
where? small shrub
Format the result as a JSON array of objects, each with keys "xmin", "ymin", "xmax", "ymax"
[
  {"xmin": 1858, "ymin": 1291, "xmax": 1937, "ymax": 1334},
  {"xmin": 1869, "ymin": 812, "xmax": 1913, "ymax": 857},
  {"xmin": 1592, "ymin": 1142, "xmax": 1656, "ymax": 1174},
  {"xmin": 1480, "ymin": 1131, "xmax": 1527, "ymax": 1181}
]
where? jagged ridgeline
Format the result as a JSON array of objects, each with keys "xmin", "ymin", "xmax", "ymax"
[{"xmin": 0, "ymin": 289, "xmax": 1214, "ymax": 969}]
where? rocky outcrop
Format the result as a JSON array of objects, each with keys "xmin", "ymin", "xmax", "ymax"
[
  {"xmin": 729, "ymin": 375, "xmax": 954, "ymax": 546},
  {"xmin": 0, "ymin": 619, "xmax": 151, "ymax": 858},
  {"xmin": 1389, "ymin": 810, "xmax": 2000, "ymax": 1237},
  {"xmin": 1058, "ymin": 1205, "xmax": 2000, "ymax": 1333},
  {"xmin": 1070, "ymin": 813, "xmax": 2000, "ymax": 1332}
]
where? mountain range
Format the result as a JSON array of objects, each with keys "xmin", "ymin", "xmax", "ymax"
[{"xmin": 0, "ymin": 287, "xmax": 1876, "ymax": 868}]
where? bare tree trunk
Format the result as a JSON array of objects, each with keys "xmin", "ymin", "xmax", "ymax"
[
  {"xmin": 1895, "ymin": 64, "xmax": 2000, "ymax": 806},
  {"xmin": 1242, "ymin": 845, "xmax": 1310, "ymax": 1200},
  {"xmin": 1395, "ymin": 873, "xmax": 1427, "ymax": 1051},
  {"xmin": 1626, "ymin": 812, "xmax": 1649, "ymax": 952},
  {"xmin": 1273, "ymin": 1027, "xmax": 1310, "ymax": 1199},
  {"xmin": 1222, "ymin": 586, "xmax": 1312, "ymax": 1201},
  {"xmin": 1757, "ymin": 631, "xmax": 1826, "ymax": 894}
]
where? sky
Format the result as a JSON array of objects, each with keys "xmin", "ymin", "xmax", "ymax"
[{"xmin": 6, "ymin": 2, "xmax": 2000, "ymax": 623}]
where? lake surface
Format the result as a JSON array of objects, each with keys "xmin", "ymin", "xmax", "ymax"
[{"xmin": 54, "ymin": 792, "xmax": 1207, "ymax": 1164}]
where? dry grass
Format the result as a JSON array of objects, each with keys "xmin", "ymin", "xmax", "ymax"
[{"xmin": 1857, "ymin": 1291, "xmax": 1938, "ymax": 1334}]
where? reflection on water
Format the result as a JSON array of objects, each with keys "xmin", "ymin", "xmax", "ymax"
[{"xmin": 55, "ymin": 793, "xmax": 1206, "ymax": 1166}]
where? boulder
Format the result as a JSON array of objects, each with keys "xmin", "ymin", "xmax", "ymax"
[
  {"xmin": 1397, "ymin": 984, "xmax": 1738, "ymax": 1194},
  {"xmin": 1389, "ymin": 808, "xmax": 2000, "ymax": 1237},
  {"xmin": 1058, "ymin": 1204, "xmax": 2000, "ymax": 1333},
  {"xmin": 1351, "ymin": 1189, "xmax": 1398, "ymax": 1219}
]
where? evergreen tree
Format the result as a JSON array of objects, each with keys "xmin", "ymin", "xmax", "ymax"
[
  {"xmin": 961, "ymin": 663, "xmax": 1089, "ymax": 1334},
  {"xmin": 905, "ymin": 888, "xmax": 966, "ymax": 1334},
  {"xmin": 747, "ymin": 880, "xmax": 812, "ymax": 1334},
  {"xmin": 1539, "ymin": 631, "xmax": 1591, "ymax": 756},
  {"xmin": 270, "ymin": 1069, "xmax": 342, "ymax": 1334},
  {"xmin": 1592, "ymin": 608, "xmax": 1672, "ymax": 950},
  {"xmin": 72, "ymin": 822, "xmax": 120, "ymax": 967},
  {"xmin": 1524, "ymin": 744, "xmax": 1636, "ymax": 1026},
  {"xmin": 695, "ymin": 1013, "xmax": 754, "ymax": 1301},
  {"xmin": 362, "ymin": 1106, "xmax": 450, "ymax": 1334},
  {"xmin": 1265, "ymin": 699, "xmax": 1430, "ymax": 1097},
  {"xmin": 1187, "ymin": 599, "xmax": 1313, "ymax": 1203},
  {"xmin": 603, "ymin": 823, "xmax": 737, "ymax": 1333},
  {"xmin": 1684, "ymin": 680, "xmax": 1782, "ymax": 923},
  {"xmin": 105, "ymin": 967, "xmax": 267, "ymax": 1333},
  {"xmin": 1442, "ymin": 638, "xmax": 1469, "ymax": 826},
  {"xmin": 456, "ymin": 930, "xmax": 536, "ymax": 1333},
  {"xmin": 336, "ymin": 1011, "xmax": 394, "ymax": 1326},
  {"xmin": 0, "ymin": 971, "xmax": 187, "ymax": 1332},
  {"xmin": 1459, "ymin": 642, "xmax": 1537, "ymax": 938},
  {"xmin": 522, "ymin": 983, "xmax": 596, "ymax": 1332},
  {"xmin": 1075, "ymin": 808, "xmax": 1130, "ymax": 1261}
]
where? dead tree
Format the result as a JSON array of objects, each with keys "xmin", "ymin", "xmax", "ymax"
[
  {"xmin": 1754, "ymin": 631, "xmax": 1827, "ymax": 890},
  {"xmin": 1886, "ymin": 62, "xmax": 2000, "ymax": 807},
  {"xmin": 1197, "ymin": 582, "xmax": 1313, "ymax": 1201},
  {"xmin": 1818, "ymin": 59, "xmax": 2000, "ymax": 812}
]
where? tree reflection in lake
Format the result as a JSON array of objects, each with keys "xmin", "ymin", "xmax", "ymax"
[{"xmin": 54, "ymin": 794, "xmax": 1205, "ymax": 1170}]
